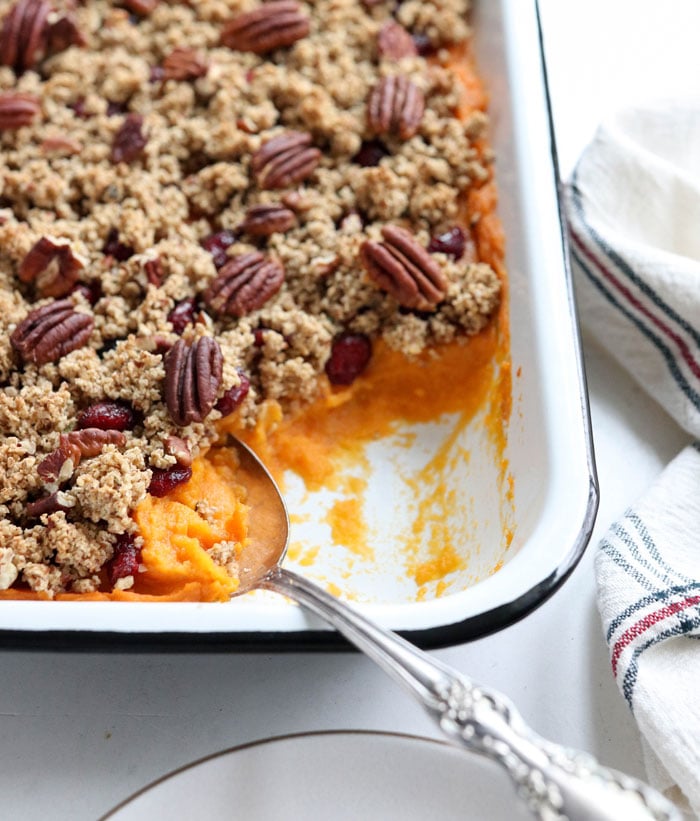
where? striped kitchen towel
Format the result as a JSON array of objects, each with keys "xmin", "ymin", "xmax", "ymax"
[{"xmin": 564, "ymin": 104, "xmax": 700, "ymax": 817}]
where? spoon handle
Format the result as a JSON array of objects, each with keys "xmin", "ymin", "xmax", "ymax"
[{"xmin": 261, "ymin": 566, "xmax": 680, "ymax": 821}]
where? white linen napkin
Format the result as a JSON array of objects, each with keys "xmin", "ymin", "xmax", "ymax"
[{"xmin": 563, "ymin": 103, "xmax": 700, "ymax": 817}]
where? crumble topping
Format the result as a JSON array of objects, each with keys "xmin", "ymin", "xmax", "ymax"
[{"xmin": 0, "ymin": 0, "xmax": 501, "ymax": 596}]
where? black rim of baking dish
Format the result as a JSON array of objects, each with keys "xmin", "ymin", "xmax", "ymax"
[{"xmin": 0, "ymin": 0, "xmax": 599, "ymax": 652}]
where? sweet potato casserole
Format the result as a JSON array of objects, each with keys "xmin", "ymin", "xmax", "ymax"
[{"xmin": 0, "ymin": 0, "xmax": 504, "ymax": 600}]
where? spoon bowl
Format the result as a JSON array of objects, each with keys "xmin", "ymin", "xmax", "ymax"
[
  {"xmin": 225, "ymin": 436, "xmax": 679, "ymax": 821},
  {"xmin": 224, "ymin": 437, "xmax": 289, "ymax": 594}
]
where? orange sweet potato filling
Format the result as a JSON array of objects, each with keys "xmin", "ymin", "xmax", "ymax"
[
  {"xmin": 2, "ymin": 43, "xmax": 509, "ymax": 602},
  {"xmin": 0, "ymin": 449, "xmax": 249, "ymax": 601}
]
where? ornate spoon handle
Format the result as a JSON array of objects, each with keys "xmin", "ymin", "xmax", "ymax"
[{"xmin": 261, "ymin": 566, "xmax": 681, "ymax": 821}]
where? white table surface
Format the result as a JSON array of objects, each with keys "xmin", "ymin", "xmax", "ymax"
[{"xmin": 2, "ymin": 3, "xmax": 698, "ymax": 819}]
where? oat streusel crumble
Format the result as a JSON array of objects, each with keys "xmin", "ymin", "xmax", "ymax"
[{"xmin": 0, "ymin": 0, "xmax": 501, "ymax": 598}]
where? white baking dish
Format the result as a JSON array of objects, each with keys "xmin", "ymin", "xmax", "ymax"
[{"xmin": 0, "ymin": 0, "xmax": 597, "ymax": 650}]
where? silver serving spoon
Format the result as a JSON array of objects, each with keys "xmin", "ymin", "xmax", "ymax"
[{"xmin": 228, "ymin": 436, "xmax": 680, "ymax": 821}]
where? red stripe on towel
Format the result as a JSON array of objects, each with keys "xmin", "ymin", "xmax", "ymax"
[
  {"xmin": 611, "ymin": 595, "xmax": 700, "ymax": 676},
  {"xmin": 570, "ymin": 228, "xmax": 700, "ymax": 380}
]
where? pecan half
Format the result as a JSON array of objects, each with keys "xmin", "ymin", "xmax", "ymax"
[
  {"xmin": 203, "ymin": 251, "xmax": 285, "ymax": 318},
  {"xmin": 240, "ymin": 203, "xmax": 296, "ymax": 237},
  {"xmin": 18, "ymin": 236, "xmax": 85, "ymax": 298},
  {"xmin": 280, "ymin": 190, "xmax": 308, "ymax": 211},
  {"xmin": 360, "ymin": 225, "xmax": 448, "ymax": 311},
  {"xmin": 67, "ymin": 428, "xmax": 126, "ymax": 459},
  {"xmin": 251, "ymin": 131, "xmax": 321, "ymax": 190},
  {"xmin": 164, "ymin": 435, "xmax": 192, "ymax": 467},
  {"xmin": 26, "ymin": 490, "xmax": 73, "ymax": 519},
  {"xmin": 377, "ymin": 21, "xmax": 417, "ymax": 60},
  {"xmin": 367, "ymin": 75, "xmax": 424, "ymax": 140},
  {"xmin": 0, "ymin": 0, "xmax": 51, "ymax": 73},
  {"xmin": 144, "ymin": 256, "xmax": 164, "ymax": 286},
  {"xmin": 160, "ymin": 47, "xmax": 208, "ymax": 81},
  {"xmin": 163, "ymin": 337, "xmax": 223, "ymax": 427},
  {"xmin": 40, "ymin": 135, "xmax": 82, "ymax": 155},
  {"xmin": 221, "ymin": 1, "xmax": 309, "ymax": 55},
  {"xmin": 37, "ymin": 429, "xmax": 125, "ymax": 482},
  {"xmin": 37, "ymin": 437, "xmax": 81, "ymax": 483},
  {"xmin": 110, "ymin": 113, "xmax": 147, "ymax": 164},
  {"xmin": 0, "ymin": 91, "xmax": 40, "ymax": 129},
  {"xmin": 10, "ymin": 299, "xmax": 94, "ymax": 365},
  {"xmin": 46, "ymin": 14, "xmax": 85, "ymax": 54}
]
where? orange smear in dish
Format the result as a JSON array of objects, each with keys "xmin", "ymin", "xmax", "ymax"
[
  {"xmin": 231, "ymin": 314, "xmax": 510, "ymax": 596},
  {"xmin": 412, "ymin": 545, "xmax": 463, "ymax": 587},
  {"xmin": 231, "ymin": 327, "xmax": 502, "ymax": 490},
  {"xmin": 325, "ymin": 478, "xmax": 373, "ymax": 562}
]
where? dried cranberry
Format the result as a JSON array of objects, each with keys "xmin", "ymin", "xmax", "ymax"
[
  {"xmin": 325, "ymin": 333, "xmax": 372, "ymax": 386},
  {"xmin": 149, "ymin": 65, "xmax": 165, "ymax": 83},
  {"xmin": 110, "ymin": 113, "xmax": 148, "ymax": 164},
  {"xmin": 105, "ymin": 533, "xmax": 141, "ymax": 586},
  {"xmin": 167, "ymin": 297, "xmax": 197, "ymax": 334},
  {"xmin": 353, "ymin": 140, "xmax": 388, "ymax": 168},
  {"xmin": 106, "ymin": 100, "xmax": 128, "ymax": 117},
  {"xmin": 77, "ymin": 400, "xmax": 136, "ymax": 431},
  {"xmin": 70, "ymin": 98, "xmax": 90, "ymax": 119},
  {"xmin": 183, "ymin": 154, "xmax": 211, "ymax": 178},
  {"xmin": 144, "ymin": 256, "xmax": 164, "ymax": 286},
  {"xmin": 215, "ymin": 370, "xmax": 251, "ymax": 417},
  {"xmin": 148, "ymin": 464, "xmax": 192, "ymax": 497},
  {"xmin": 201, "ymin": 230, "xmax": 237, "ymax": 268},
  {"xmin": 252, "ymin": 327, "xmax": 267, "ymax": 347},
  {"xmin": 412, "ymin": 33, "xmax": 434, "ymax": 56},
  {"xmin": 427, "ymin": 227, "xmax": 466, "ymax": 260},
  {"xmin": 102, "ymin": 228, "xmax": 134, "ymax": 262},
  {"xmin": 71, "ymin": 280, "xmax": 102, "ymax": 305}
]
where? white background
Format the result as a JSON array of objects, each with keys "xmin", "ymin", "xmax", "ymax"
[{"xmin": 1, "ymin": 2, "xmax": 698, "ymax": 818}]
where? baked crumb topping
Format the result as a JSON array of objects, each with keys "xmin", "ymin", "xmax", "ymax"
[{"xmin": 0, "ymin": 0, "xmax": 501, "ymax": 597}]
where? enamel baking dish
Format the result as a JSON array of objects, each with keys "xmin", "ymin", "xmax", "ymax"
[{"xmin": 0, "ymin": 0, "xmax": 598, "ymax": 650}]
